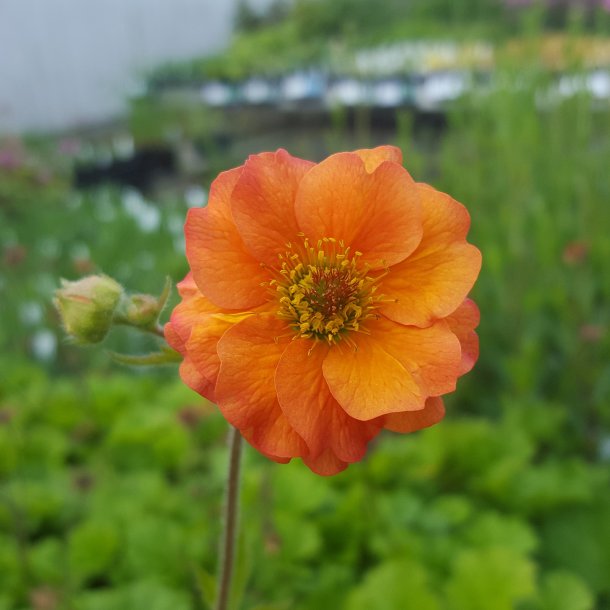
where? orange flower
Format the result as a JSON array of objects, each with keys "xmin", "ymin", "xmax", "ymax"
[{"xmin": 166, "ymin": 147, "xmax": 481, "ymax": 475}]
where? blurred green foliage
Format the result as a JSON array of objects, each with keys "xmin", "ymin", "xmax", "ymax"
[
  {"xmin": 149, "ymin": 0, "xmax": 504, "ymax": 83},
  {"xmin": 149, "ymin": 0, "xmax": 610, "ymax": 83},
  {"xmin": 438, "ymin": 66, "xmax": 610, "ymax": 435},
  {"xmin": 0, "ymin": 359, "xmax": 608, "ymax": 609}
]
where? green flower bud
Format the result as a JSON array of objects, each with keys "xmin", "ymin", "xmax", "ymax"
[
  {"xmin": 120, "ymin": 293, "xmax": 161, "ymax": 328},
  {"xmin": 54, "ymin": 275, "xmax": 123, "ymax": 344}
]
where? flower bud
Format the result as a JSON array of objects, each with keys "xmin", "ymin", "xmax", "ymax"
[
  {"xmin": 54, "ymin": 275, "xmax": 123, "ymax": 344},
  {"xmin": 119, "ymin": 293, "xmax": 161, "ymax": 328}
]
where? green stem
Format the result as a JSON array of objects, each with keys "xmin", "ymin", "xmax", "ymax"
[
  {"xmin": 214, "ymin": 427, "xmax": 243, "ymax": 610},
  {"xmin": 112, "ymin": 320, "xmax": 166, "ymax": 338},
  {"xmin": 151, "ymin": 323, "xmax": 166, "ymax": 338}
]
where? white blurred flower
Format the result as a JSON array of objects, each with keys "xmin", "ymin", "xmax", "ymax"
[
  {"xmin": 31, "ymin": 329, "xmax": 57, "ymax": 362},
  {"xmin": 184, "ymin": 185, "xmax": 207, "ymax": 208},
  {"xmin": 122, "ymin": 189, "xmax": 161, "ymax": 232},
  {"xmin": 20, "ymin": 301, "xmax": 43, "ymax": 326}
]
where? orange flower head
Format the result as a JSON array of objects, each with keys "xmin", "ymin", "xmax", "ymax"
[{"xmin": 166, "ymin": 147, "xmax": 482, "ymax": 475}]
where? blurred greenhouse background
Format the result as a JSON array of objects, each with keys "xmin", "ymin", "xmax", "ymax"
[{"xmin": 2, "ymin": 0, "xmax": 610, "ymax": 609}]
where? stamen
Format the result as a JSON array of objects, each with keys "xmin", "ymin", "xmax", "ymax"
[{"xmin": 272, "ymin": 237, "xmax": 385, "ymax": 345}]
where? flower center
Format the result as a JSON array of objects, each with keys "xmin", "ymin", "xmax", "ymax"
[{"xmin": 272, "ymin": 237, "xmax": 381, "ymax": 344}]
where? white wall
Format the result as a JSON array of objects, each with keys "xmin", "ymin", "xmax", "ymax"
[{"xmin": 0, "ymin": 0, "xmax": 237, "ymax": 133}]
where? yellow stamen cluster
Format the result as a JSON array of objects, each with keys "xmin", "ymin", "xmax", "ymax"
[{"xmin": 271, "ymin": 236, "xmax": 381, "ymax": 344}]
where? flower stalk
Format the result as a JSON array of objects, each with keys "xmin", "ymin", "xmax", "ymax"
[{"xmin": 215, "ymin": 426, "xmax": 243, "ymax": 610}]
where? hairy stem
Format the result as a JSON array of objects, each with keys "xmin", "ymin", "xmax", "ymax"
[
  {"xmin": 214, "ymin": 426, "xmax": 243, "ymax": 610},
  {"xmin": 152, "ymin": 323, "xmax": 165, "ymax": 338}
]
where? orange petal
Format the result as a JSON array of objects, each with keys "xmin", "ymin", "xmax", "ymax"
[
  {"xmin": 294, "ymin": 152, "xmax": 422, "ymax": 269},
  {"xmin": 275, "ymin": 339, "xmax": 382, "ymax": 462},
  {"xmin": 240, "ymin": 431, "xmax": 291, "ymax": 464},
  {"xmin": 175, "ymin": 272, "xmax": 198, "ymax": 297},
  {"xmin": 381, "ymin": 183, "xmax": 482, "ymax": 327},
  {"xmin": 165, "ymin": 273, "xmax": 228, "ymax": 399},
  {"xmin": 185, "ymin": 167, "xmax": 269, "ymax": 309},
  {"xmin": 445, "ymin": 298, "xmax": 480, "ymax": 375},
  {"xmin": 167, "ymin": 273, "xmax": 279, "ymax": 398},
  {"xmin": 166, "ymin": 287, "xmax": 220, "ymax": 353},
  {"xmin": 323, "ymin": 317, "xmax": 461, "ymax": 420},
  {"xmin": 382, "ymin": 396, "xmax": 445, "ymax": 433},
  {"xmin": 164, "ymin": 322, "xmax": 184, "ymax": 355},
  {"xmin": 163, "ymin": 271, "xmax": 199, "ymax": 355},
  {"xmin": 231, "ymin": 150, "xmax": 314, "ymax": 266},
  {"xmin": 303, "ymin": 447, "xmax": 348, "ymax": 476},
  {"xmin": 354, "ymin": 145, "xmax": 403, "ymax": 173},
  {"xmin": 179, "ymin": 357, "xmax": 215, "ymax": 401},
  {"xmin": 215, "ymin": 314, "xmax": 308, "ymax": 459},
  {"xmin": 185, "ymin": 314, "xmax": 235, "ymax": 389}
]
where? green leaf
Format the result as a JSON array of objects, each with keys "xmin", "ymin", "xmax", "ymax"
[
  {"xmin": 347, "ymin": 560, "xmax": 439, "ymax": 610},
  {"xmin": 511, "ymin": 460, "xmax": 606, "ymax": 515},
  {"xmin": 74, "ymin": 580, "xmax": 188, "ymax": 610},
  {"xmin": 274, "ymin": 511, "xmax": 322, "ymax": 561},
  {"xmin": 105, "ymin": 407, "xmax": 190, "ymax": 470},
  {"xmin": 229, "ymin": 526, "xmax": 255, "ymax": 610},
  {"xmin": 122, "ymin": 517, "xmax": 192, "ymax": 585},
  {"xmin": 537, "ymin": 571, "xmax": 594, "ymax": 610},
  {"xmin": 540, "ymin": 495, "xmax": 610, "ymax": 595},
  {"xmin": 272, "ymin": 461, "xmax": 331, "ymax": 514},
  {"xmin": 0, "ymin": 428, "xmax": 18, "ymax": 476},
  {"xmin": 194, "ymin": 568, "xmax": 216, "ymax": 610},
  {"xmin": 30, "ymin": 538, "xmax": 64, "ymax": 585},
  {"xmin": 463, "ymin": 512, "xmax": 538, "ymax": 555},
  {"xmin": 445, "ymin": 547, "xmax": 536, "ymax": 610},
  {"xmin": 68, "ymin": 519, "xmax": 120, "ymax": 585},
  {"xmin": 6, "ymin": 477, "xmax": 69, "ymax": 533},
  {"xmin": 0, "ymin": 537, "xmax": 21, "ymax": 599}
]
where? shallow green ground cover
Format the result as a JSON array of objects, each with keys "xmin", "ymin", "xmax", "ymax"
[{"xmin": 1, "ymin": 360, "xmax": 608, "ymax": 609}]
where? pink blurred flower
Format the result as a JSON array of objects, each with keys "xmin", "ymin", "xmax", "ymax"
[
  {"xmin": 563, "ymin": 240, "xmax": 589, "ymax": 265},
  {"xmin": 580, "ymin": 324, "xmax": 606, "ymax": 342},
  {"xmin": 58, "ymin": 138, "xmax": 81, "ymax": 156},
  {"xmin": 3, "ymin": 244, "xmax": 27, "ymax": 267},
  {"xmin": 0, "ymin": 144, "xmax": 24, "ymax": 170}
]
